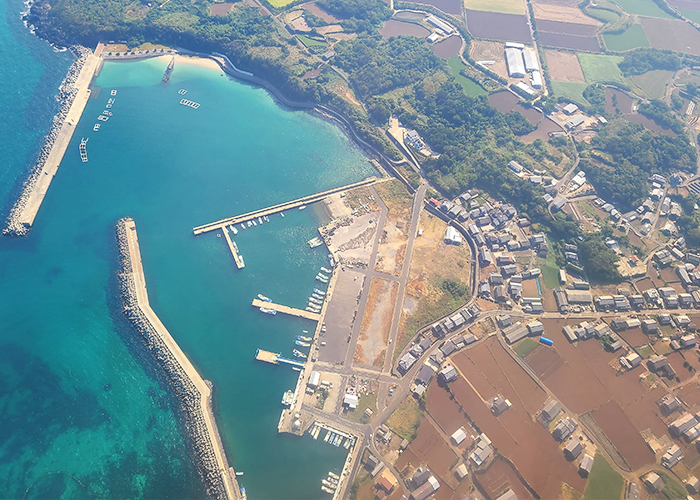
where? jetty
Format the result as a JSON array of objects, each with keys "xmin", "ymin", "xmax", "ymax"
[
  {"xmin": 255, "ymin": 349, "xmax": 305, "ymax": 368},
  {"xmin": 222, "ymin": 228, "xmax": 244, "ymax": 269},
  {"xmin": 252, "ymin": 298, "xmax": 320, "ymax": 321},
  {"xmin": 117, "ymin": 218, "xmax": 240, "ymax": 500},
  {"xmin": 162, "ymin": 55, "xmax": 175, "ymax": 83},
  {"xmin": 7, "ymin": 46, "xmax": 102, "ymax": 234},
  {"xmin": 193, "ymin": 177, "xmax": 379, "ymax": 235}
]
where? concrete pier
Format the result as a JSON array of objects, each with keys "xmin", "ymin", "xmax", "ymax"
[
  {"xmin": 6, "ymin": 47, "xmax": 102, "ymax": 234},
  {"xmin": 193, "ymin": 177, "xmax": 379, "ymax": 235},
  {"xmin": 117, "ymin": 218, "xmax": 240, "ymax": 500},
  {"xmin": 222, "ymin": 228, "xmax": 244, "ymax": 269},
  {"xmin": 252, "ymin": 298, "xmax": 320, "ymax": 321}
]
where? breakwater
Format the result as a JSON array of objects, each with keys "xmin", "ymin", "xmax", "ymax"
[
  {"xmin": 116, "ymin": 217, "xmax": 239, "ymax": 500},
  {"xmin": 4, "ymin": 45, "xmax": 99, "ymax": 236}
]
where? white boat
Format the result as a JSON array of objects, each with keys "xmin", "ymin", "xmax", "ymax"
[
  {"xmin": 264, "ymin": 216, "xmax": 269, "ymax": 222},
  {"xmin": 231, "ymin": 226, "xmax": 238, "ymax": 235},
  {"xmin": 105, "ymin": 103, "xmax": 112, "ymax": 108},
  {"xmin": 97, "ymin": 115, "xmax": 109, "ymax": 122},
  {"xmin": 281, "ymin": 212, "xmax": 285, "ymax": 217},
  {"xmin": 328, "ymin": 472, "xmax": 340, "ymax": 480},
  {"xmin": 299, "ymin": 205, "xmax": 306, "ymax": 210},
  {"xmin": 292, "ymin": 366, "xmax": 301, "ymax": 372},
  {"xmin": 258, "ymin": 294, "xmax": 271, "ymax": 302},
  {"xmin": 313, "ymin": 289, "xmax": 325, "ymax": 295},
  {"xmin": 258, "ymin": 217, "xmax": 263, "ymax": 224},
  {"xmin": 111, "ymin": 90, "xmax": 117, "ymax": 96},
  {"xmin": 252, "ymin": 220, "xmax": 257, "ymax": 226},
  {"xmin": 241, "ymin": 223, "xmax": 246, "ymax": 230},
  {"xmin": 260, "ymin": 307, "xmax": 277, "ymax": 315},
  {"xmin": 93, "ymin": 124, "xmax": 100, "ymax": 131},
  {"xmin": 281, "ymin": 390, "xmax": 294, "ymax": 406},
  {"xmin": 247, "ymin": 221, "xmax": 252, "ymax": 227},
  {"xmin": 102, "ymin": 110, "xmax": 113, "ymax": 116},
  {"xmin": 321, "ymin": 267, "xmax": 332, "ymax": 274},
  {"xmin": 321, "ymin": 486, "xmax": 334, "ymax": 495}
]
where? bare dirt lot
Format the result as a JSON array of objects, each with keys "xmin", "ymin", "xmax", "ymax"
[
  {"xmin": 450, "ymin": 337, "xmax": 586, "ymax": 499},
  {"xmin": 405, "ymin": 420, "xmax": 459, "ymax": 487},
  {"xmin": 425, "ymin": 379, "xmax": 470, "ymax": 433},
  {"xmin": 537, "ymin": 19, "xmax": 597, "ymax": 36},
  {"xmin": 374, "ymin": 180, "xmax": 412, "ymax": 276},
  {"xmin": 470, "ymin": 40, "xmax": 509, "ymax": 80},
  {"xmin": 474, "ymin": 457, "xmax": 536, "ymax": 500},
  {"xmin": 591, "ymin": 400, "xmax": 655, "ymax": 470},
  {"xmin": 354, "ymin": 277, "xmax": 398, "ymax": 367},
  {"xmin": 546, "ymin": 50, "xmax": 586, "ymax": 82},
  {"xmin": 532, "ymin": 3, "xmax": 602, "ymax": 25}
]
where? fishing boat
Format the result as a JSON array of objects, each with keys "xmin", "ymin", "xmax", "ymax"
[
  {"xmin": 305, "ymin": 306, "xmax": 317, "ymax": 312},
  {"xmin": 264, "ymin": 216, "xmax": 269, "ymax": 222},
  {"xmin": 299, "ymin": 205, "xmax": 307, "ymax": 210},
  {"xmin": 258, "ymin": 217, "xmax": 263, "ymax": 224},
  {"xmin": 318, "ymin": 273, "xmax": 329, "ymax": 280},
  {"xmin": 252, "ymin": 220, "xmax": 257, "ymax": 226},
  {"xmin": 328, "ymin": 254, "xmax": 335, "ymax": 267},
  {"xmin": 292, "ymin": 366, "xmax": 301, "ymax": 371},
  {"xmin": 281, "ymin": 212, "xmax": 285, "ymax": 218},
  {"xmin": 312, "ymin": 293, "xmax": 325, "ymax": 300},
  {"xmin": 79, "ymin": 138, "xmax": 88, "ymax": 163},
  {"xmin": 281, "ymin": 390, "xmax": 294, "ymax": 406},
  {"xmin": 308, "ymin": 237, "xmax": 323, "ymax": 248},
  {"xmin": 257, "ymin": 294, "xmax": 272, "ymax": 302},
  {"xmin": 97, "ymin": 114, "xmax": 109, "ymax": 122},
  {"xmin": 292, "ymin": 349, "xmax": 307, "ymax": 358},
  {"xmin": 241, "ymin": 223, "xmax": 246, "ymax": 230},
  {"xmin": 322, "ymin": 479, "xmax": 335, "ymax": 489},
  {"xmin": 259, "ymin": 307, "xmax": 277, "ymax": 315},
  {"xmin": 93, "ymin": 124, "xmax": 100, "ymax": 131},
  {"xmin": 240, "ymin": 487, "xmax": 247, "ymax": 499},
  {"xmin": 309, "ymin": 299, "xmax": 322, "ymax": 306},
  {"xmin": 315, "ymin": 276, "xmax": 329, "ymax": 284},
  {"xmin": 297, "ymin": 335, "xmax": 312, "ymax": 342},
  {"xmin": 295, "ymin": 340, "xmax": 310, "ymax": 347},
  {"xmin": 111, "ymin": 89, "xmax": 117, "ymax": 96},
  {"xmin": 324, "ymin": 431, "xmax": 331, "ymax": 443},
  {"xmin": 314, "ymin": 288, "xmax": 326, "ymax": 295},
  {"xmin": 236, "ymin": 472, "xmax": 244, "ymax": 476},
  {"xmin": 321, "ymin": 267, "xmax": 332, "ymax": 274},
  {"xmin": 231, "ymin": 226, "xmax": 238, "ymax": 235},
  {"xmin": 247, "ymin": 221, "xmax": 252, "ymax": 227},
  {"xmin": 321, "ymin": 486, "xmax": 334, "ymax": 495},
  {"xmin": 328, "ymin": 472, "xmax": 340, "ymax": 480},
  {"xmin": 343, "ymin": 439, "xmax": 351, "ymax": 449}
]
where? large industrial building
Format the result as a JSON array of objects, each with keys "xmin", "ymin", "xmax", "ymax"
[
  {"xmin": 505, "ymin": 48, "xmax": 526, "ymax": 78},
  {"xmin": 522, "ymin": 48, "xmax": 539, "ymax": 72}
]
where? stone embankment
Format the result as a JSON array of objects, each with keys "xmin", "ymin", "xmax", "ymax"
[{"xmin": 116, "ymin": 218, "xmax": 238, "ymax": 500}]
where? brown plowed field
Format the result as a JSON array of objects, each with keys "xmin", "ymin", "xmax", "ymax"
[
  {"xmin": 537, "ymin": 19, "xmax": 598, "ymax": 36},
  {"xmin": 415, "ymin": 0, "xmax": 461, "ymax": 14},
  {"xmin": 617, "ymin": 327, "xmax": 649, "ymax": 347},
  {"xmin": 533, "ymin": 3, "xmax": 602, "ymax": 25},
  {"xmin": 641, "ymin": 17, "xmax": 700, "ymax": 56},
  {"xmin": 539, "ymin": 32, "xmax": 601, "ymax": 52},
  {"xmin": 466, "ymin": 10, "xmax": 532, "ymax": 43},
  {"xmin": 546, "ymin": 50, "xmax": 585, "ymax": 82},
  {"xmin": 425, "ymin": 379, "xmax": 470, "ymax": 433},
  {"xmin": 591, "ymin": 400, "xmax": 654, "ymax": 470},
  {"xmin": 449, "ymin": 337, "xmax": 586, "ymax": 498},
  {"xmin": 474, "ymin": 457, "xmax": 536, "ymax": 500},
  {"xmin": 407, "ymin": 420, "xmax": 459, "ymax": 484}
]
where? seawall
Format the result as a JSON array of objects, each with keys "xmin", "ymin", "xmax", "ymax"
[
  {"xmin": 116, "ymin": 217, "xmax": 240, "ymax": 500},
  {"xmin": 4, "ymin": 44, "xmax": 101, "ymax": 236}
]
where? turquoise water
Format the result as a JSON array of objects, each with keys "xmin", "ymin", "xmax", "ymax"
[{"xmin": 0, "ymin": 10, "xmax": 376, "ymax": 499}]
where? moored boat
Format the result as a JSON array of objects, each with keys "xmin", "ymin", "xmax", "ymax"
[
  {"xmin": 232, "ymin": 226, "xmax": 238, "ymax": 235},
  {"xmin": 281, "ymin": 390, "xmax": 294, "ymax": 406},
  {"xmin": 297, "ymin": 335, "xmax": 312, "ymax": 342},
  {"xmin": 257, "ymin": 294, "xmax": 271, "ymax": 302},
  {"xmin": 295, "ymin": 340, "xmax": 310, "ymax": 347},
  {"xmin": 259, "ymin": 307, "xmax": 277, "ymax": 315},
  {"xmin": 292, "ymin": 349, "xmax": 307, "ymax": 358}
]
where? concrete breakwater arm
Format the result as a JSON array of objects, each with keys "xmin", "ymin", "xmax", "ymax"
[
  {"xmin": 116, "ymin": 217, "xmax": 239, "ymax": 500},
  {"xmin": 4, "ymin": 45, "xmax": 101, "ymax": 236}
]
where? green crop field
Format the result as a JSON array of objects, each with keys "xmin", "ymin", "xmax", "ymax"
[
  {"xmin": 464, "ymin": 0, "xmax": 525, "ymax": 15},
  {"xmin": 578, "ymin": 53, "xmax": 625, "ymax": 84},
  {"xmin": 447, "ymin": 57, "xmax": 486, "ymax": 96},
  {"xmin": 267, "ymin": 0, "xmax": 297, "ymax": 7},
  {"xmin": 611, "ymin": 0, "xmax": 673, "ymax": 18},
  {"xmin": 551, "ymin": 81, "xmax": 589, "ymax": 107},
  {"xmin": 604, "ymin": 24, "xmax": 650, "ymax": 52},
  {"xmin": 629, "ymin": 69, "xmax": 673, "ymax": 99},
  {"xmin": 584, "ymin": 454, "xmax": 624, "ymax": 500},
  {"xmin": 514, "ymin": 338, "xmax": 538, "ymax": 357},
  {"xmin": 681, "ymin": 9, "xmax": 700, "ymax": 24},
  {"xmin": 586, "ymin": 6, "xmax": 620, "ymax": 23},
  {"xmin": 297, "ymin": 34, "xmax": 328, "ymax": 48}
]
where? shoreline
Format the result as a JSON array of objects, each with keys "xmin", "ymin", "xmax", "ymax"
[
  {"xmin": 4, "ymin": 44, "xmax": 102, "ymax": 236},
  {"xmin": 116, "ymin": 217, "xmax": 240, "ymax": 500}
]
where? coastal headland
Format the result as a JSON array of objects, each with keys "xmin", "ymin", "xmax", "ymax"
[
  {"xmin": 116, "ymin": 217, "xmax": 240, "ymax": 500},
  {"xmin": 4, "ymin": 43, "xmax": 103, "ymax": 236}
]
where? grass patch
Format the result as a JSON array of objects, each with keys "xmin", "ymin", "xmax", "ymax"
[
  {"xmin": 539, "ymin": 249, "xmax": 561, "ymax": 290},
  {"xmin": 464, "ymin": 0, "xmax": 525, "ymax": 14},
  {"xmin": 578, "ymin": 53, "xmax": 625, "ymax": 85},
  {"xmin": 551, "ymin": 81, "xmax": 589, "ymax": 106},
  {"xmin": 657, "ymin": 471, "xmax": 687, "ymax": 500},
  {"xmin": 604, "ymin": 24, "xmax": 650, "ymax": 52},
  {"xmin": 385, "ymin": 396, "xmax": 422, "ymax": 441},
  {"xmin": 629, "ymin": 69, "xmax": 674, "ymax": 99},
  {"xmin": 447, "ymin": 56, "xmax": 486, "ymax": 97},
  {"xmin": 297, "ymin": 34, "xmax": 328, "ymax": 48},
  {"xmin": 587, "ymin": 6, "xmax": 621, "ymax": 23},
  {"xmin": 583, "ymin": 454, "xmax": 624, "ymax": 500},
  {"xmin": 267, "ymin": 0, "xmax": 297, "ymax": 7},
  {"xmin": 514, "ymin": 338, "xmax": 538, "ymax": 357},
  {"xmin": 637, "ymin": 345, "xmax": 654, "ymax": 358},
  {"xmin": 610, "ymin": 0, "xmax": 673, "ymax": 18},
  {"xmin": 344, "ymin": 393, "xmax": 378, "ymax": 423}
]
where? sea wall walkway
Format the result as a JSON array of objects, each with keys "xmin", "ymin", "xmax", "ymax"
[{"xmin": 117, "ymin": 217, "xmax": 239, "ymax": 500}]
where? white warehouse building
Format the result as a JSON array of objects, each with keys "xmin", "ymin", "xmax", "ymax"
[
  {"xmin": 505, "ymin": 48, "xmax": 526, "ymax": 78},
  {"xmin": 531, "ymin": 71, "xmax": 543, "ymax": 89},
  {"xmin": 522, "ymin": 48, "xmax": 539, "ymax": 72}
]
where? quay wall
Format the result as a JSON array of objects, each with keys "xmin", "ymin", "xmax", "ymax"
[
  {"xmin": 115, "ymin": 217, "xmax": 239, "ymax": 500},
  {"xmin": 4, "ymin": 45, "xmax": 99, "ymax": 236}
]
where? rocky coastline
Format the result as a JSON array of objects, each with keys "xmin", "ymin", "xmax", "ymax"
[
  {"xmin": 115, "ymin": 218, "xmax": 233, "ymax": 500},
  {"xmin": 3, "ymin": 45, "xmax": 91, "ymax": 236}
]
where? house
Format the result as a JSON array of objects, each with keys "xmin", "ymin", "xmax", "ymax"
[
  {"xmin": 567, "ymin": 290, "xmax": 592, "ymax": 304},
  {"xmin": 662, "ymin": 444, "xmax": 684, "ymax": 468},
  {"xmin": 440, "ymin": 340, "xmax": 457, "ymax": 357},
  {"xmin": 670, "ymin": 413, "xmax": 698, "ymax": 437},
  {"xmin": 376, "ymin": 469, "xmax": 398, "ymax": 493},
  {"xmin": 398, "ymin": 352, "xmax": 417, "ymax": 374},
  {"xmin": 660, "ymin": 395, "xmax": 680, "ymax": 415},
  {"xmin": 344, "ymin": 393, "xmax": 358, "ymax": 409},
  {"xmin": 470, "ymin": 435, "xmax": 493, "ymax": 466},
  {"xmin": 620, "ymin": 351, "xmax": 642, "ymax": 370},
  {"xmin": 479, "ymin": 248, "xmax": 492, "ymax": 266},
  {"xmin": 454, "ymin": 463, "xmax": 468, "ymax": 481},
  {"xmin": 491, "ymin": 396, "xmax": 512, "ymax": 416},
  {"xmin": 451, "ymin": 427, "xmax": 467, "ymax": 446},
  {"xmin": 497, "ymin": 315, "xmax": 513, "ymax": 328},
  {"xmin": 566, "ymin": 115, "xmax": 586, "ymax": 130},
  {"xmin": 563, "ymin": 103, "xmax": 578, "ymax": 115},
  {"xmin": 563, "ymin": 325, "xmax": 578, "ymax": 342},
  {"xmin": 681, "ymin": 334, "xmax": 697, "ymax": 348},
  {"xmin": 648, "ymin": 355, "xmax": 669, "ymax": 372},
  {"xmin": 541, "ymin": 399, "xmax": 562, "ymax": 422},
  {"xmin": 641, "ymin": 320, "xmax": 659, "ymax": 335},
  {"xmin": 444, "ymin": 226, "xmax": 462, "ymax": 245},
  {"xmin": 644, "ymin": 472, "xmax": 664, "ymax": 493},
  {"xmin": 686, "ymin": 476, "xmax": 700, "ymax": 494},
  {"xmin": 579, "ymin": 454, "xmax": 594, "ymax": 477},
  {"xmin": 553, "ymin": 418, "xmax": 578, "ymax": 441},
  {"xmin": 415, "ymin": 364, "xmax": 435, "ymax": 386},
  {"xmin": 411, "ymin": 466, "xmax": 432, "ymax": 488},
  {"xmin": 503, "ymin": 323, "xmax": 529, "ymax": 344},
  {"xmin": 438, "ymin": 365, "xmax": 458, "ymax": 383},
  {"xmin": 527, "ymin": 320, "xmax": 544, "ymax": 336},
  {"xmin": 564, "ymin": 440, "xmax": 584, "ymax": 460},
  {"xmin": 495, "ymin": 490, "xmax": 517, "ymax": 500}
]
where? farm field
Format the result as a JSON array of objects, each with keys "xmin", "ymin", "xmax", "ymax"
[
  {"xmin": 628, "ymin": 69, "xmax": 674, "ymax": 99},
  {"xmin": 537, "ymin": 19, "xmax": 597, "ymax": 36},
  {"xmin": 577, "ymin": 53, "xmax": 625, "ymax": 84},
  {"xmin": 640, "ymin": 17, "xmax": 700, "ymax": 55},
  {"xmin": 267, "ymin": 0, "xmax": 296, "ymax": 7},
  {"xmin": 551, "ymin": 81, "xmax": 589, "ymax": 106},
  {"xmin": 474, "ymin": 458, "xmax": 535, "ymax": 500},
  {"xmin": 539, "ymin": 32, "xmax": 601, "ymax": 52},
  {"xmin": 532, "ymin": 3, "xmax": 602, "ymax": 25},
  {"xmin": 415, "ymin": 0, "xmax": 461, "ymax": 15},
  {"xmin": 433, "ymin": 37, "xmax": 462, "ymax": 59},
  {"xmin": 466, "ymin": 10, "xmax": 532, "ymax": 42},
  {"xmin": 583, "ymin": 454, "xmax": 624, "ymax": 500},
  {"xmin": 546, "ymin": 50, "xmax": 586, "ymax": 82},
  {"xmin": 488, "ymin": 90, "xmax": 520, "ymax": 113},
  {"xmin": 296, "ymin": 34, "xmax": 327, "ymax": 48},
  {"xmin": 464, "ymin": 0, "xmax": 525, "ymax": 14},
  {"xmin": 611, "ymin": 0, "xmax": 674, "ymax": 18},
  {"xmin": 470, "ymin": 40, "xmax": 509, "ymax": 80},
  {"xmin": 447, "ymin": 56, "xmax": 486, "ymax": 96},
  {"xmin": 603, "ymin": 23, "xmax": 650, "ymax": 51}
]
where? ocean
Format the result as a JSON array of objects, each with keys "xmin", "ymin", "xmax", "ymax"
[{"xmin": 0, "ymin": 5, "xmax": 377, "ymax": 498}]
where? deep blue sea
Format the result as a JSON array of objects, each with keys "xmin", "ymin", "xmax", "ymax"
[{"xmin": 0, "ymin": 3, "xmax": 376, "ymax": 497}]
